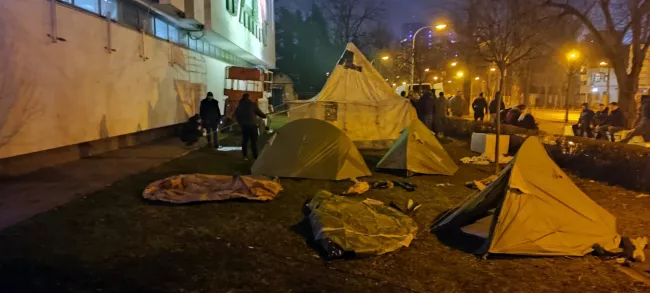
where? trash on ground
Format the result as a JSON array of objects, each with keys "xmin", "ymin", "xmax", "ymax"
[
  {"xmin": 632, "ymin": 237, "xmax": 648, "ymax": 263},
  {"xmin": 636, "ymin": 194, "xmax": 650, "ymax": 199},
  {"xmin": 436, "ymin": 183, "xmax": 453, "ymax": 187},
  {"xmin": 394, "ymin": 181, "xmax": 417, "ymax": 192},
  {"xmin": 216, "ymin": 146, "xmax": 243, "ymax": 152},
  {"xmin": 465, "ymin": 175, "xmax": 499, "ymax": 191},
  {"xmin": 343, "ymin": 179, "xmax": 370, "ymax": 195},
  {"xmin": 461, "ymin": 155, "xmax": 513, "ymax": 165},
  {"xmin": 370, "ymin": 181, "xmax": 394, "ymax": 190},
  {"xmin": 390, "ymin": 199, "xmax": 422, "ymax": 216},
  {"xmin": 306, "ymin": 190, "xmax": 418, "ymax": 260},
  {"xmin": 143, "ymin": 174, "xmax": 282, "ymax": 203}
]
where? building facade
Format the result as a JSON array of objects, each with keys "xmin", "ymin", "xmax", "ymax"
[{"xmin": 0, "ymin": 0, "xmax": 275, "ymax": 169}]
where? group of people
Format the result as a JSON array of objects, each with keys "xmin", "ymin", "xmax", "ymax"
[
  {"xmin": 181, "ymin": 92, "xmax": 268, "ymax": 160},
  {"xmin": 402, "ymin": 90, "xmax": 456, "ymax": 136},
  {"xmin": 573, "ymin": 97, "xmax": 650, "ymax": 143}
]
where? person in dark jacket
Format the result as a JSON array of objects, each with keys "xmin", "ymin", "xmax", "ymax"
[
  {"xmin": 416, "ymin": 90, "xmax": 436, "ymax": 130},
  {"xmin": 235, "ymin": 93, "xmax": 267, "ymax": 160},
  {"xmin": 433, "ymin": 92, "xmax": 448, "ymax": 137},
  {"xmin": 593, "ymin": 104, "xmax": 609, "ymax": 127},
  {"xmin": 489, "ymin": 91, "xmax": 506, "ymax": 123},
  {"xmin": 199, "ymin": 92, "xmax": 222, "ymax": 148},
  {"xmin": 472, "ymin": 92, "xmax": 488, "ymax": 121},
  {"xmin": 504, "ymin": 105, "xmax": 524, "ymax": 125},
  {"xmin": 620, "ymin": 95, "xmax": 650, "ymax": 143},
  {"xmin": 180, "ymin": 114, "xmax": 203, "ymax": 146},
  {"xmin": 596, "ymin": 102, "xmax": 626, "ymax": 141},
  {"xmin": 572, "ymin": 103, "xmax": 595, "ymax": 137},
  {"xmin": 516, "ymin": 107, "xmax": 539, "ymax": 130}
]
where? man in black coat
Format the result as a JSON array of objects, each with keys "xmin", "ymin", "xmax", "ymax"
[
  {"xmin": 416, "ymin": 90, "xmax": 436, "ymax": 131},
  {"xmin": 199, "ymin": 92, "xmax": 221, "ymax": 148},
  {"xmin": 472, "ymin": 92, "xmax": 488, "ymax": 121},
  {"xmin": 620, "ymin": 95, "xmax": 650, "ymax": 143},
  {"xmin": 489, "ymin": 91, "xmax": 506, "ymax": 123},
  {"xmin": 235, "ymin": 93, "xmax": 267, "ymax": 160},
  {"xmin": 572, "ymin": 103, "xmax": 595, "ymax": 137},
  {"xmin": 596, "ymin": 102, "xmax": 625, "ymax": 141}
]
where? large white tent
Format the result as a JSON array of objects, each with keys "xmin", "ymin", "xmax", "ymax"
[{"xmin": 287, "ymin": 43, "xmax": 417, "ymax": 149}]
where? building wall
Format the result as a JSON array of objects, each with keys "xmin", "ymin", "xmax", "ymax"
[{"xmin": 0, "ymin": 1, "xmax": 237, "ymax": 159}]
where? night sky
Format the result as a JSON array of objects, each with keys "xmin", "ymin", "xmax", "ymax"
[{"xmin": 276, "ymin": 0, "xmax": 440, "ymax": 36}]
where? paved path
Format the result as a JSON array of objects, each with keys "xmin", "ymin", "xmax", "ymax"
[{"xmin": 0, "ymin": 139, "xmax": 198, "ymax": 231}]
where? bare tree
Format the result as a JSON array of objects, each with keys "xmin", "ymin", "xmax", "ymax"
[
  {"xmin": 464, "ymin": 0, "xmax": 559, "ymax": 172},
  {"xmin": 544, "ymin": 0, "xmax": 650, "ymax": 127},
  {"xmin": 322, "ymin": 0, "xmax": 386, "ymax": 49}
]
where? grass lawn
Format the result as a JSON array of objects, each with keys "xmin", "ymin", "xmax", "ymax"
[{"xmin": 1, "ymin": 128, "xmax": 649, "ymax": 292}]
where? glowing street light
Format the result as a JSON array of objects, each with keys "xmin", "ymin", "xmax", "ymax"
[
  {"xmin": 451, "ymin": 62, "xmax": 458, "ymax": 67},
  {"xmin": 371, "ymin": 55, "xmax": 391, "ymax": 65},
  {"xmin": 567, "ymin": 50, "xmax": 579, "ymax": 61},
  {"xmin": 490, "ymin": 67, "xmax": 497, "ymax": 72},
  {"xmin": 382, "ymin": 56, "xmax": 390, "ymax": 60},
  {"xmin": 402, "ymin": 81, "xmax": 407, "ymax": 85},
  {"xmin": 475, "ymin": 76, "xmax": 480, "ymax": 80},
  {"xmin": 447, "ymin": 80, "xmax": 452, "ymax": 83},
  {"xmin": 410, "ymin": 22, "xmax": 448, "ymax": 91},
  {"xmin": 424, "ymin": 68, "xmax": 430, "ymax": 72},
  {"xmin": 392, "ymin": 83, "xmax": 396, "ymax": 87},
  {"xmin": 456, "ymin": 71, "xmax": 464, "ymax": 78},
  {"xmin": 599, "ymin": 61, "xmax": 608, "ymax": 66},
  {"xmin": 433, "ymin": 76, "xmax": 439, "ymax": 81}
]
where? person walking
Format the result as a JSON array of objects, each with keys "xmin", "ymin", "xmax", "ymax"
[
  {"xmin": 620, "ymin": 95, "xmax": 650, "ymax": 143},
  {"xmin": 489, "ymin": 91, "xmax": 506, "ymax": 123},
  {"xmin": 572, "ymin": 103, "xmax": 595, "ymax": 137},
  {"xmin": 415, "ymin": 90, "xmax": 436, "ymax": 131},
  {"xmin": 235, "ymin": 93, "xmax": 267, "ymax": 160},
  {"xmin": 472, "ymin": 92, "xmax": 488, "ymax": 121},
  {"xmin": 199, "ymin": 92, "xmax": 221, "ymax": 148},
  {"xmin": 433, "ymin": 92, "xmax": 448, "ymax": 137}
]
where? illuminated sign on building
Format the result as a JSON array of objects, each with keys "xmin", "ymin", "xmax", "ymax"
[{"xmin": 225, "ymin": 0, "xmax": 269, "ymax": 46}]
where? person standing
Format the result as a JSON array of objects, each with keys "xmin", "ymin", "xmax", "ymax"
[
  {"xmin": 449, "ymin": 92, "xmax": 465, "ymax": 117},
  {"xmin": 572, "ymin": 103, "xmax": 595, "ymax": 137},
  {"xmin": 433, "ymin": 92, "xmax": 448, "ymax": 137},
  {"xmin": 415, "ymin": 90, "xmax": 436, "ymax": 131},
  {"xmin": 489, "ymin": 91, "xmax": 506, "ymax": 123},
  {"xmin": 235, "ymin": 93, "xmax": 267, "ymax": 160},
  {"xmin": 472, "ymin": 92, "xmax": 488, "ymax": 121},
  {"xmin": 199, "ymin": 92, "xmax": 221, "ymax": 148},
  {"xmin": 620, "ymin": 95, "xmax": 650, "ymax": 143}
]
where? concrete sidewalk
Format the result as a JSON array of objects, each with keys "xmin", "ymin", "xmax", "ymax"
[{"xmin": 0, "ymin": 139, "xmax": 198, "ymax": 231}]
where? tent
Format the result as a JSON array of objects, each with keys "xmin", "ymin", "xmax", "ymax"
[
  {"xmin": 431, "ymin": 138, "xmax": 620, "ymax": 256},
  {"xmin": 287, "ymin": 43, "xmax": 417, "ymax": 150},
  {"xmin": 251, "ymin": 118, "xmax": 372, "ymax": 180},
  {"xmin": 377, "ymin": 119, "xmax": 459, "ymax": 176}
]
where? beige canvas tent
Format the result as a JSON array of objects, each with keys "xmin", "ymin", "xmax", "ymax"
[
  {"xmin": 432, "ymin": 138, "xmax": 620, "ymax": 256},
  {"xmin": 287, "ymin": 43, "xmax": 417, "ymax": 149},
  {"xmin": 377, "ymin": 119, "xmax": 458, "ymax": 176},
  {"xmin": 251, "ymin": 118, "xmax": 372, "ymax": 180}
]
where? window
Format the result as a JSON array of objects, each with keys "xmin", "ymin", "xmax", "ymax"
[
  {"xmin": 74, "ymin": 0, "xmax": 99, "ymax": 13},
  {"xmin": 154, "ymin": 18, "xmax": 168, "ymax": 40},
  {"xmin": 100, "ymin": 0, "xmax": 117, "ymax": 20},
  {"xmin": 179, "ymin": 31, "xmax": 189, "ymax": 47},
  {"xmin": 120, "ymin": 1, "xmax": 139, "ymax": 28},
  {"xmin": 139, "ymin": 11, "xmax": 153, "ymax": 34},
  {"xmin": 189, "ymin": 38, "xmax": 197, "ymax": 50},
  {"xmin": 168, "ymin": 25, "xmax": 179, "ymax": 43}
]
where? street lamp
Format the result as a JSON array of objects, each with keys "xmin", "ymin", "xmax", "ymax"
[
  {"xmin": 370, "ymin": 55, "xmax": 390, "ymax": 65},
  {"xmin": 451, "ymin": 61, "xmax": 458, "ymax": 67},
  {"xmin": 424, "ymin": 68, "xmax": 430, "ymax": 72},
  {"xmin": 475, "ymin": 76, "xmax": 480, "ymax": 80},
  {"xmin": 410, "ymin": 22, "xmax": 447, "ymax": 92},
  {"xmin": 565, "ymin": 50, "xmax": 580, "ymax": 123},
  {"xmin": 433, "ymin": 76, "xmax": 439, "ymax": 81},
  {"xmin": 456, "ymin": 71, "xmax": 464, "ymax": 78},
  {"xmin": 599, "ymin": 61, "xmax": 611, "ymax": 105}
]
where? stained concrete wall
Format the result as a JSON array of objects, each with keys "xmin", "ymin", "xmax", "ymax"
[{"xmin": 0, "ymin": 0, "xmax": 232, "ymax": 160}]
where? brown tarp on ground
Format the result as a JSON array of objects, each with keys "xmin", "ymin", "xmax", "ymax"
[{"xmin": 143, "ymin": 174, "xmax": 282, "ymax": 203}]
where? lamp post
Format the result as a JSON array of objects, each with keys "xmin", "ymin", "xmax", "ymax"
[
  {"xmin": 565, "ymin": 50, "xmax": 580, "ymax": 123},
  {"xmin": 370, "ymin": 55, "xmax": 390, "ymax": 66},
  {"xmin": 410, "ymin": 23, "xmax": 447, "ymax": 93},
  {"xmin": 600, "ymin": 61, "xmax": 611, "ymax": 105}
]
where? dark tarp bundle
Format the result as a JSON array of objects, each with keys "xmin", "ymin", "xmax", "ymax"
[{"xmin": 307, "ymin": 191, "xmax": 418, "ymax": 259}]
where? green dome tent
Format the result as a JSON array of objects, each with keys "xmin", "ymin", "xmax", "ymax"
[
  {"xmin": 251, "ymin": 119, "xmax": 371, "ymax": 180},
  {"xmin": 377, "ymin": 119, "xmax": 458, "ymax": 176}
]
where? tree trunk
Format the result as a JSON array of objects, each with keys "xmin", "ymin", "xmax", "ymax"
[
  {"xmin": 618, "ymin": 79, "xmax": 639, "ymax": 128},
  {"xmin": 495, "ymin": 68, "xmax": 506, "ymax": 174}
]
